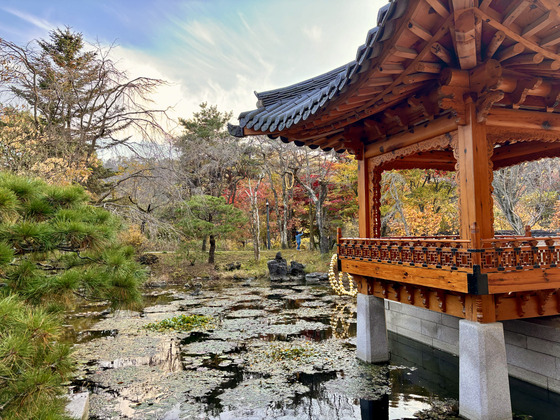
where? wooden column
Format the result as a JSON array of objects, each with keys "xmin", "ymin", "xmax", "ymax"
[
  {"xmin": 371, "ymin": 166, "xmax": 382, "ymax": 238},
  {"xmin": 454, "ymin": 100, "xmax": 494, "ymax": 243},
  {"xmin": 357, "ymin": 158, "xmax": 371, "ymax": 238}
]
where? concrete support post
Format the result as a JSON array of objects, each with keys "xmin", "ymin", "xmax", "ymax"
[
  {"xmin": 357, "ymin": 294, "xmax": 389, "ymax": 363},
  {"xmin": 459, "ymin": 320, "xmax": 512, "ymax": 420}
]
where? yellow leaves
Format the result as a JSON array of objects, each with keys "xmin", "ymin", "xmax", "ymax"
[
  {"xmin": 388, "ymin": 203, "xmax": 445, "ymax": 237},
  {"xmin": 30, "ymin": 158, "xmax": 92, "ymax": 186},
  {"xmin": 118, "ymin": 224, "xmax": 147, "ymax": 252}
]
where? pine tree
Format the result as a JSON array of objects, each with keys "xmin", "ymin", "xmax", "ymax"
[{"xmin": 0, "ymin": 172, "xmax": 146, "ymax": 419}]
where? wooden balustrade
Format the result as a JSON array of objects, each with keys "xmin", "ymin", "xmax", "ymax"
[{"xmin": 339, "ymin": 235, "xmax": 560, "ymax": 273}]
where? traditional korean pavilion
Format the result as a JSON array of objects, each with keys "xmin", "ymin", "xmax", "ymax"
[{"xmin": 229, "ymin": 1, "xmax": 560, "ymax": 419}]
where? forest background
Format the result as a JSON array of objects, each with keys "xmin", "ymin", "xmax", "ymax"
[{"xmin": 3, "ymin": 28, "xmax": 560, "ymax": 263}]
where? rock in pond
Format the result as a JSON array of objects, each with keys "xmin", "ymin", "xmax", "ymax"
[
  {"xmin": 305, "ymin": 272, "xmax": 329, "ymax": 284},
  {"xmin": 267, "ymin": 252, "xmax": 288, "ymax": 281}
]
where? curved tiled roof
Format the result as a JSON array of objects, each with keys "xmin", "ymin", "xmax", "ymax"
[{"xmin": 228, "ymin": 0, "xmax": 408, "ymax": 138}]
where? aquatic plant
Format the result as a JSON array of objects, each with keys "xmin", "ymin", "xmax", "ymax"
[
  {"xmin": 143, "ymin": 314, "xmax": 214, "ymax": 332},
  {"xmin": 265, "ymin": 342, "xmax": 316, "ymax": 362}
]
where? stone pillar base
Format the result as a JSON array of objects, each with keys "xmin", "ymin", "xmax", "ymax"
[
  {"xmin": 356, "ymin": 294, "xmax": 389, "ymax": 363},
  {"xmin": 459, "ymin": 319, "xmax": 512, "ymax": 420}
]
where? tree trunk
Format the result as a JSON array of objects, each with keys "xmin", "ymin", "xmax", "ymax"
[
  {"xmin": 208, "ymin": 234, "xmax": 216, "ymax": 264},
  {"xmin": 307, "ymin": 207, "xmax": 315, "ymax": 251},
  {"xmin": 281, "ymin": 178, "xmax": 289, "ymax": 249},
  {"xmin": 315, "ymin": 200, "xmax": 329, "ymax": 254},
  {"xmin": 202, "ymin": 236, "xmax": 207, "ymax": 251},
  {"xmin": 246, "ymin": 176, "xmax": 262, "ymax": 261}
]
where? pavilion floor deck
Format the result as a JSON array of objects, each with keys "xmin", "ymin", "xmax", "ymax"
[{"xmin": 339, "ymin": 235, "xmax": 560, "ymax": 322}]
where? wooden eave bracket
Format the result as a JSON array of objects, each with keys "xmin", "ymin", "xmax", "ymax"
[
  {"xmin": 511, "ymin": 78, "xmax": 543, "ymax": 109},
  {"xmin": 439, "ymin": 60, "xmax": 505, "ymax": 123},
  {"xmin": 342, "ymin": 125, "xmax": 366, "ymax": 159}
]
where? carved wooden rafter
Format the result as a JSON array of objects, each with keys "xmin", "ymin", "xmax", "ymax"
[
  {"xmin": 515, "ymin": 292, "xmax": 530, "ymax": 317},
  {"xmin": 476, "ymin": 91, "xmax": 505, "ymax": 122},
  {"xmin": 436, "ymin": 290, "xmax": 447, "ymax": 312},
  {"xmin": 537, "ymin": 290, "xmax": 554, "ymax": 315},
  {"xmin": 353, "ymin": 276, "xmax": 560, "ymax": 322},
  {"xmin": 405, "ymin": 284, "xmax": 415, "ymax": 305},
  {"xmin": 511, "ymin": 78, "xmax": 543, "ymax": 109},
  {"xmin": 419, "ymin": 287, "xmax": 430, "ymax": 308}
]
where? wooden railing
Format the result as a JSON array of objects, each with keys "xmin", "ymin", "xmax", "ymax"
[
  {"xmin": 480, "ymin": 236, "xmax": 560, "ymax": 272},
  {"xmin": 338, "ymin": 235, "xmax": 560, "ymax": 273},
  {"xmin": 338, "ymin": 237, "xmax": 472, "ymax": 271}
]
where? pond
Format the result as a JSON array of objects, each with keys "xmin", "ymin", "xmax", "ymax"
[{"xmin": 67, "ymin": 277, "xmax": 558, "ymax": 419}]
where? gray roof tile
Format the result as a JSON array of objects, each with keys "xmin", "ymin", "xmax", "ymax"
[{"xmin": 229, "ymin": 0, "xmax": 409, "ymax": 138}]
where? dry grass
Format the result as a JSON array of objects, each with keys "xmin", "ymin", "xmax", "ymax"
[{"xmin": 149, "ymin": 248, "xmax": 332, "ymax": 284}]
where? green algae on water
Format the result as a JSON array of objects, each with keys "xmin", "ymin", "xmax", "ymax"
[{"xmin": 143, "ymin": 314, "xmax": 214, "ymax": 332}]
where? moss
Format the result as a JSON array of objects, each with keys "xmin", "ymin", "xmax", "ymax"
[{"xmin": 143, "ymin": 314, "xmax": 214, "ymax": 332}]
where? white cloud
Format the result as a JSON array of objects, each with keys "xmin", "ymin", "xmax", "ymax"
[
  {"xmin": 1, "ymin": 7, "xmax": 54, "ymax": 31},
  {"xmin": 303, "ymin": 25, "xmax": 323, "ymax": 42},
  {"xmin": 100, "ymin": 0, "xmax": 389, "ymax": 141}
]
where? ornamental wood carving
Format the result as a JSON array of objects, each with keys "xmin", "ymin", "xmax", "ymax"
[{"xmin": 368, "ymin": 131, "xmax": 457, "ymax": 169}]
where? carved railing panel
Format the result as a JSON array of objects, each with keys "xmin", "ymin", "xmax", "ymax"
[{"xmin": 339, "ymin": 235, "xmax": 560, "ymax": 273}]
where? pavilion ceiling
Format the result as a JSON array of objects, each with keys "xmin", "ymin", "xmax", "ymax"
[{"xmin": 229, "ymin": 0, "xmax": 560, "ymax": 156}]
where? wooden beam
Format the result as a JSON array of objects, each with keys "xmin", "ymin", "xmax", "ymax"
[
  {"xmin": 425, "ymin": 0, "xmax": 449, "ymax": 17},
  {"xmin": 416, "ymin": 62, "xmax": 443, "ymax": 73},
  {"xmin": 522, "ymin": 11, "xmax": 552, "ymax": 37},
  {"xmin": 377, "ymin": 64, "xmax": 405, "ymax": 74},
  {"xmin": 357, "ymin": 157, "xmax": 371, "ymax": 238},
  {"xmin": 454, "ymin": 9, "xmax": 478, "ymax": 69},
  {"xmin": 502, "ymin": 0, "xmax": 531, "ymax": 26},
  {"xmin": 541, "ymin": 32, "xmax": 560, "ymax": 48},
  {"xmin": 356, "ymin": 86, "xmax": 385, "ymax": 97},
  {"xmin": 341, "ymin": 259, "xmax": 469, "ymax": 293},
  {"xmin": 431, "ymin": 42, "xmax": 454, "ymax": 64},
  {"xmin": 364, "ymin": 117, "xmax": 458, "ymax": 159},
  {"xmin": 485, "ymin": 30, "xmax": 506, "ymax": 59},
  {"xmin": 492, "ymin": 141, "xmax": 560, "ymax": 170},
  {"xmin": 393, "ymin": 45, "xmax": 418, "ymax": 59},
  {"xmin": 502, "ymin": 53, "xmax": 544, "ymax": 66},
  {"xmin": 486, "ymin": 108, "xmax": 560, "ymax": 132},
  {"xmin": 402, "ymin": 72, "xmax": 439, "ymax": 84},
  {"xmin": 364, "ymin": 76, "xmax": 394, "ymax": 87},
  {"xmin": 488, "ymin": 271, "xmax": 560, "ymax": 294},
  {"xmin": 383, "ymin": 159, "xmax": 456, "ymax": 171},
  {"xmin": 479, "ymin": 0, "xmax": 493, "ymax": 10},
  {"xmin": 495, "ymin": 43, "xmax": 525, "ymax": 61},
  {"xmin": 408, "ymin": 20, "xmax": 433, "ymax": 41},
  {"xmin": 451, "ymin": 0, "xmax": 475, "ymax": 9},
  {"xmin": 477, "ymin": 8, "xmax": 560, "ymax": 62}
]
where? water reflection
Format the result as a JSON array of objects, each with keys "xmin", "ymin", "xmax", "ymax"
[{"xmin": 71, "ymin": 280, "xmax": 559, "ymax": 419}]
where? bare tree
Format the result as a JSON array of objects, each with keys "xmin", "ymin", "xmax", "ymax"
[
  {"xmin": 493, "ymin": 159, "xmax": 560, "ymax": 234},
  {"xmin": 0, "ymin": 28, "xmax": 170, "ymax": 180},
  {"xmin": 291, "ymin": 148, "xmax": 337, "ymax": 254}
]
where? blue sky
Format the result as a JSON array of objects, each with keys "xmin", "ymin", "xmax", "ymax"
[{"xmin": 0, "ymin": 0, "xmax": 387, "ymax": 126}]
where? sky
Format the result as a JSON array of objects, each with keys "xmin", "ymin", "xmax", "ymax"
[{"xmin": 0, "ymin": 0, "xmax": 388, "ymax": 131}]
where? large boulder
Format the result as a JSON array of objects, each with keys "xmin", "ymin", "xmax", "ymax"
[
  {"xmin": 289, "ymin": 261, "xmax": 306, "ymax": 281},
  {"xmin": 267, "ymin": 252, "xmax": 288, "ymax": 281}
]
